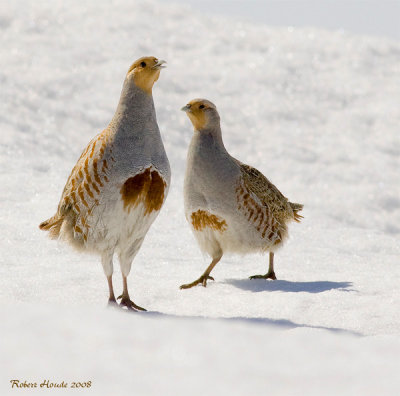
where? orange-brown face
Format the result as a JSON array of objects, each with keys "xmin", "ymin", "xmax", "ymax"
[
  {"xmin": 127, "ymin": 56, "xmax": 166, "ymax": 94},
  {"xmin": 181, "ymin": 99, "xmax": 217, "ymax": 130}
]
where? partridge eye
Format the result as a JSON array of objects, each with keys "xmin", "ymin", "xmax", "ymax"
[
  {"xmin": 199, "ymin": 104, "xmax": 205, "ymax": 109},
  {"xmin": 140, "ymin": 61, "xmax": 146, "ymax": 67}
]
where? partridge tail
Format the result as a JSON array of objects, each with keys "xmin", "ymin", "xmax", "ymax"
[
  {"xmin": 290, "ymin": 202, "xmax": 304, "ymax": 223},
  {"xmin": 39, "ymin": 215, "xmax": 63, "ymax": 239}
]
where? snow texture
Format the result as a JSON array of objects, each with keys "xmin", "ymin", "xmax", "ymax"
[{"xmin": 1, "ymin": 0, "xmax": 400, "ymax": 395}]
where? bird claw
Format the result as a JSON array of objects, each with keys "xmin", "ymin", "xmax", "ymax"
[
  {"xmin": 249, "ymin": 271, "xmax": 277, "ymax": 280},
  {"xmin": 117, "ymin": 295, "xmax": 147, "ymax": 311},
  {"xmin": 180, "ymin": 274, "xmax": 215, "ymax": 290}
]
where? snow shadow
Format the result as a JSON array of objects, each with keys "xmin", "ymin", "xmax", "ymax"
[
  {"xmin": 144, "ymin": 311, "xmax": 361, "ymax": 337},
  {"xmin": 225, "ymin": 279, "xmax": 353, "ymax": 294},
  {"xmin": 224, "ymin": 317, "xmax": 361, "ymax": 336}
]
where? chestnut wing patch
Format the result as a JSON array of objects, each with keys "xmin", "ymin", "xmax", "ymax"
[{"xmin": 121, "ymin": 168, "xmax": 166, "ymax": 215}]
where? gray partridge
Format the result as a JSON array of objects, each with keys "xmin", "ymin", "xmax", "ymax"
[
  {"xmin": 180, "ymin": 98, "xmax": 302, "ymax": 289},
  {"xmin": 39, "ymin": 56, "xmax": 171, "ymax": 310}
]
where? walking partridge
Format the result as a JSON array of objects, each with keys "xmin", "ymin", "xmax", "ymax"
[
  {"xmin": 180, "ymin": 99, "xmax": 303, "ymax": 289},
  {"xmin": 39, "ymin": 56, "xmax": 170, "ymax": 310}
]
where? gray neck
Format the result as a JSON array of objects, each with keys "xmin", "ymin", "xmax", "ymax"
[
  {"xmin": 110, "ymin": 78, "xmax": 157, "ymax": 137},
  {"xmin": 188, "ymin": 124, "xmax": 237, "ymax": 186},
  {"xmin": 194, "ymin": 124, "xmax": 226, "ymax": 151}
]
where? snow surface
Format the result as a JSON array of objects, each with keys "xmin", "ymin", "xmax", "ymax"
[{"xmin": 1, "ymin": 0, "xmax": 400, "ymax": 395}]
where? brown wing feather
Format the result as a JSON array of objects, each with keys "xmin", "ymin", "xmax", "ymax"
[
  {"xmin": 39, "ymin": 129, "xmax": 111, "ymax": 241},
  {"xmin": 238, "ymin": 162, "xmax": 303, "ymax": 222},
  {"xmin": 239, "ymin": 163, "xmax": 291, "ymax": 213},
  {"xmin": 235, "ymin": 162, "xmax": 302, "ymax": 246}
]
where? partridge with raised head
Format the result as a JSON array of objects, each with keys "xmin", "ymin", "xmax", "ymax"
[
  {"xmin": 180, "ymin": 99, "xmax": 302, "ymax": 289},
  {"xmin": 39, "ymin": 56, "xmax": 170, "ymax": 310}
]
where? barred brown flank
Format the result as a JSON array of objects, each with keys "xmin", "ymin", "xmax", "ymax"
[
  {"xmin": 84, "ymin": 182, "xmax": 94, "ymax": 199},
  {"xmin": 78, "ymin": 184, "xmax": 89, "ymax": 208},
  {"xmin": 261, "ymin": 224, "xmax": 268, "ymax": 238},
  {"xmin": 89, "ymin": 140, "xmax": 97, "ymax": 158},
  {"xmin": 86, "ymin": 174, "xmax": 98, "ymax": 194},
  {"xmin": 84, "ymin": 157, "xmax": 89, "ymax": 176},
  {"xmin": 248, "ymin": 208, "xmax": 254, "ymax": 220},
  {"xmin": 98, "ymin": 139, "xmax": 106, "ymax": 157},
  {"xmin": 257, "ymin": 211, "xmax": 264, "ymax": 227},
  {"xmin": 268, "ymin": 231, "xmax": 274, "ymax": 239},
  {"xmin": 74, "ymin": 225, "xmax": 83, "ymax": 234},
  {"xmin": 91, "ymin": 182, "xmax": 100, "ymax": 194},
  {"xmin": 92, "ymin": 159, "xmax": 104, "ymax": 188}
]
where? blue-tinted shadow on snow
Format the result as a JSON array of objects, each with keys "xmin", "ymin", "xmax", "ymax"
[
  {"xmin": 224, "ymin": 317, "xmax": 361, "ymax": 336},
  {"xmin": 225, "ymin": 279, "xmax": 354, "ymax": 293},
  {"xmin": 143, "ymin": 311, "xmax": 361, "ymax": 337}
]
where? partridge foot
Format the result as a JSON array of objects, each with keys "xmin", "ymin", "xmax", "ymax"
[
  {"xmin": 107, "ymin": 297, "xmax": 118, "ymax": 307},
  {"xmin": 117, "ymin": 295, "xmax": 147, "ymax": 311},
  {"xmin": 180, "ymin": 275, "xmax": 215, "ymax": 289},
  {"xmin": 249, "ymin": 271, "xmax": 277, "ymax": 280}
]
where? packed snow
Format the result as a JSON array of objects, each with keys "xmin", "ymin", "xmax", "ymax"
[{"xmin": 1, "ymin": 0, "xmax": 400, "ymax": 395}]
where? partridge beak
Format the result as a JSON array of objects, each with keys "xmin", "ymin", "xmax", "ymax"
[
  {"xmin": 181, "ymin": 104, "xmax": 191, "ymax": 112},
  {"xmin": 152, "ymin": 59, "xmax": 167, "ymax": 70}
]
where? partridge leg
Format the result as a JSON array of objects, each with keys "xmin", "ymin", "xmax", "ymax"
[
  {"xmin": 101, "ymin": 253, "xmax": 118, "ymax": 306},
  {"xmin": 117, "ymin": 275, "xmax": 147, "ymax": 311},
  {"xmin": 107, "ymin": 275, "xmax": 117, "ymax": 306},
  {"xmin": 250, "ymin": 252, "xmax": 277, "ymax": 280},
  {"xmin": 180, "ymin": 255, "xmax": 222, "ymax": 289}
]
